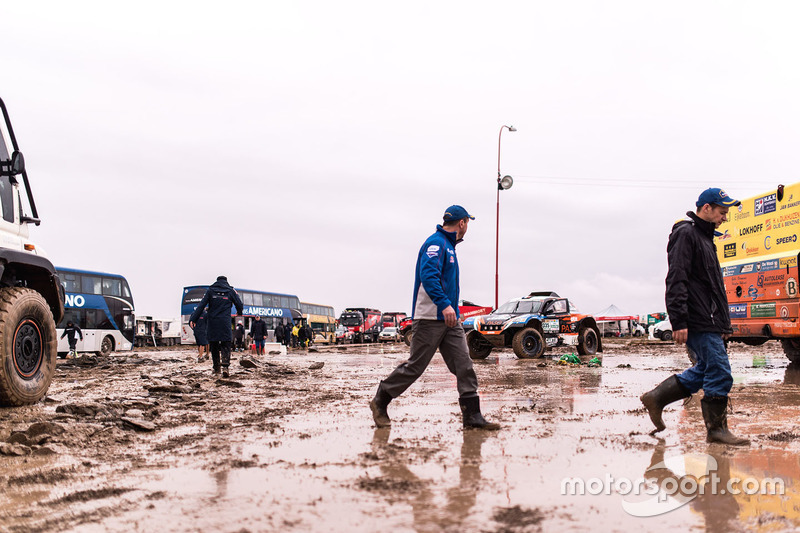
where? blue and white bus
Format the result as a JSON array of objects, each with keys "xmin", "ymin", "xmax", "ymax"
[
  {"xmin": 56, "ymin": 267, "xmax": 135, "ymax": 356},
  {"xmin": 180, "ymin": 285, "xmax": 302, "ymax": 344}
]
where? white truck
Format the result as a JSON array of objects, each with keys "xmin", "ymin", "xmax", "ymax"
[
  {"xmin": 135, "ymin": 316, "xmax": 182, "ymax": 347},
  {"xmin": 0, "ymin": 97, "xmax": 65, "ymax": 406}
]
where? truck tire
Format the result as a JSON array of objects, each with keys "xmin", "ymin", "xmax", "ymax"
[
  {"xmin": 512, "ymin": 327, "xmax": 545, "ymax": 359},
  {"xmin": 98, "ymin": 335, "xmax": 114, "ymax": 356},
  {"xmin": 577, "ymin": 327, "xmax": 599, "ymax": 355},
  {"xmin": 402, "ymin": 328, "xmax": 412, "ymax": 347},
  {"xmin": 0, "ymin": 288, "xmax": 57, "ymax": 406},
  {"xmin": 467, "ymin": 331, "xmax": 492, "ymax": 359},
  {"xmin": 661, "ymin": 330, "xmax": 673, "ymax": 341},
  {"xmin": 781, "ymin": 339, "xmax": 800, "ymax": 364}
]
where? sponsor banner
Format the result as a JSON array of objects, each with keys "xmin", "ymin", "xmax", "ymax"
[
  {"xmin": 542, "ymin": 319, "xmax": 559, "ymax": 333},
  {"xmin": 751, "ymin": 302, "xmax": 776, "ymax": 318},
  {"xmin": 724, "ymin": 243, "xmax": 736, "ymax": 258},
  {"xmin": 755, "ymin": 193, "xmax": 777, "ymax": 216},
  {"xmin": 729, "ymin": 304, "xmax": 747, "ymax": 318}
]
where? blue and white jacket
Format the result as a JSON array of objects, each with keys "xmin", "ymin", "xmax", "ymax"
[{"xmin": 412, "ymin": 225, "xmax": 461, "ymax": 320}]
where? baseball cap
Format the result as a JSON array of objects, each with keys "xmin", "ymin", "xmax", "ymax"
[
  {"xmin": 443, "ymin": 205, "xmax": 475, "ymax": 222},
  {"xmin": 696, "ymin": 188, "xmax": 740, "ymax": 208}
]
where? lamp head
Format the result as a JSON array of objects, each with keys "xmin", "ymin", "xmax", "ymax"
[
  {"xmin": 508, "ymin": 125, "xmax": 517, "ymax": 132},
  {"xmin": 499, "ymin": 175, "xmax": 514, "ymax": 190}
]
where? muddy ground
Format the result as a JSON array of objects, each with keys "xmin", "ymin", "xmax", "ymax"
[{"xmin": 1, "ymin": 340, "xmax": 800, "ymax": 533}]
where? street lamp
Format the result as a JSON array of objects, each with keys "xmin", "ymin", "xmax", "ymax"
[{"xmin": 495, "ymin": 125, "xmax": 516, "ymax": 310}]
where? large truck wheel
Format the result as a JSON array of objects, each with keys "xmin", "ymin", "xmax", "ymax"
[
  {"xmin": 512, "ymin": 327, "xmax": 545, "ymax": 359},
  {"xmin": 467, "ymin": 331, "xmax": 492, "ymax": 359},
  {"xmin": 0, "ymin": 288, "xmax": 57, "ymax": 406},
  {"xmin": 402, "ymin": 328, "xmax": 413, "ymax": 347},
  {"xmin": 781, "ymin": 339, "xmax": 800, "ymax": 364},
  {"xmin": 577, "ymin": 327, "xmax": 599, "ymax": 355}
]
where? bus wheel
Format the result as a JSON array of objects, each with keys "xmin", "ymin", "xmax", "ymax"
[
  {"xmin": 98, "ymin": 336, "xmax": 114, "ymax": 357},
  {"xmin": 0, "ymin": 288, "xmax": 57, "ymax": 406}
]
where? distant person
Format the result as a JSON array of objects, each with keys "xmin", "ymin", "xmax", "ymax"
[
  {"xmin": 298, "ymin": 323, "xmax": 310, "ymax": 348},
  {"xmin": 275, "ymin": 322, "xmax": 285, "ymax": 345},
  {"xmin": 283, "ymin": 322, "xmax": 292, "ymax": 347},
  {"xmin": 250, "ymin": 316, "xmax": 268, "ymax": 355},
  {"xmin": 61, "ymin": 320, "xmax": 83, "ymax": 359},
  {"xmin": 641, "ymin": 188, "xmax": 749, "ymax": 445},
  {"xmin": 193, "ymin": 309, "xmax": 210, "ymax": 362},
  {"xmin": 234, "ymin": 321, "xmax": 246, "ymax": 352},
  {"xmin": 369, "ymin": 205, "xmax": 499, "ymax": 430},
  {"xmin": 190, "ymin": 276, "xmax": 244, "ymax": 377},
  {"xmin": 304, "ymin": 323, "xmax": 314, "ymax": 347}
]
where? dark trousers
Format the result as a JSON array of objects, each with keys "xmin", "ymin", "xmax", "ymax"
[
  {"xmin": 209, "ymin": 341, "xmax": 232, "ymax": 368},
  {"xmin": 379, "ymin": 320, "xmax": 479, "ymax": 399},
  {"xmin": 68, "ymin": 339, "xmax": 78, "ymax": 351},
  {"xmin": 235, "ymin": 337, "xmax": 244, "ymax": 350}
]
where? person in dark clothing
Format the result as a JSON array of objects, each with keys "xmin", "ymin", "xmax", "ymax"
[
  {"xmin": 304, "ymin": 324, "xmax": 314, "ymax": 347},
  {"xmin": 275, "ymin": 322, "xmax": 285, "ymax": 345},
  {"xmin": 297, "ymin": 322, "xmax": 308, "ymax": 348},
  {"xmin": 250, "ymin": 316, "xmax": 268, "ymax": 355},
  {"xmin": 641, "ymin": 188, "xmax": 749, "ymax": 445},
  {"xmin": 189, "ymin": 276, "xmax": 244, "ymax": 377},
  {"xmin": 193, "ymin": 310, "xmax": 210, "ymax": 362},
  {"xmin": 283, "ymin": 322, "xmax": 293, "ymax": 347},
  {"xmin": 61, "ymin": 320, "xmax": 83, "ymax": 358},
  {"xmin": 369, "ymin": 205, "xmax": 499, "ymax": 431},
  {"xmin": 234, "ymin": 322, "xmax": 246, "ymax": 352}
]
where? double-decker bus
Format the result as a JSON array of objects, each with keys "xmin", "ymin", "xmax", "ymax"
[
  {"xmin": 180, "ymin": 285, "xmax": 302, "ymax": 344},
  {"xmin": 300, "ymin": 302, "xmax": 336, "ymax": 344},
  {"xmin": 56, "ymin": 267, "xmax": 135, "ymax": 356}
]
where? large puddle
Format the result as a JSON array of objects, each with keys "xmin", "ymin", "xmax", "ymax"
[{"xmin": 1, "ymin": 342, "xmax": 799, "ymax": 532}]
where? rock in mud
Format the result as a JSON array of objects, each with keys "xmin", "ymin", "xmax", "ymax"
[
  {"xmin": 308, "ymin": 362, "xmax": 324, "ymax": 370},
  {"xmin": 216, "ymin": 379, "xmax": 244, "ymax": 388},
  {"xmin": 7, "ymin": 432, "xmax": 30, "ymax": 445},
  {"xmin": 240, "ymin": 358, "xmax": 259, "ymax": 369},
  {"xmin": 27, "ymin": 422, "xmax": 66, "ymax": 438},
  {"xmin": 56, "ymin": 403, "xmax": 115, "ymax": 418},
  {"xmin": 121, "ymin": 417, "xmax": 157, "ymax": 432},
  {"xmin": 0, "ymin": 442, "xmax": 32, "ymax": 456},
  {"xmin": 146, "ymin": 384, "xmax": 192, "ymax": 394}
]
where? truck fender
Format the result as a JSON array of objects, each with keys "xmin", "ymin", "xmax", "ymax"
[{"xmin": 0, "ymin": 250, "xmax": 64, "ymax": 323}]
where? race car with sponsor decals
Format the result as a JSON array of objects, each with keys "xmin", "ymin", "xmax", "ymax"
[
  {"xmin": 716, "ymin": 182, "xmax": 800, "ymax": 362},
  {"xmin": 462, "ymin": 291, "xmax": 602, "ymax": 359}
]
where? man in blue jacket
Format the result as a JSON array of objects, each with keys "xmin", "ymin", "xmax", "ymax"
[
  {"xmin": 370, "ymin": 205, "xmax": 500, "ymax": 430},
  {"xmin": 190, "ymin": 276, "xmax": 244, "ymax": 377}
]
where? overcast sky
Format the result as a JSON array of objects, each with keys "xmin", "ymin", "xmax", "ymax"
[{"xmin": 2, "ymin": 1, "xmax": 796, "ymax": 319}]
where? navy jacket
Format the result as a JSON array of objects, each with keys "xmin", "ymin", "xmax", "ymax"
[
  {"xmin": 190, "ymin": 277, "xmax": 244, "ymax": 342},
  {"xmin": 61, "ymin": 324, "xmax": 83, "ymax": 343},
  {"xmin": 665, "ymin": 212, "xmax": 732, "ymax": 334},
  {"xmin": 412, "ymin": 225, "xmax": 461, "ymax": 320},
  {"xmin": 250, "ymin": 319, "xmax": 268, "ymax": 340}
]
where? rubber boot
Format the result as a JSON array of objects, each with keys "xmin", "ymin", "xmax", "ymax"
[
  {"xmin": 640, "ymin": 375, "xmax": 691, "ymax": 433},
  {"xmin": 369, "ymin": 385, "xmax": 392, "ymax": 428},
  {"xmin": 701, "ymin": 396, "xmax": 750, "ymax": 446},
  {"xmin": 459, "ymin": 396, "xmax": 501, "ymax": 430}
]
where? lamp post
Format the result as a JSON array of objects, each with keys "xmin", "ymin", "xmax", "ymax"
[{"xmin": 495, "ymin": 124, "xmax": 516, "ymax": 310}]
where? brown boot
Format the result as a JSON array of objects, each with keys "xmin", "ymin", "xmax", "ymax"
[
  {"xmin": 369, "ymin": 385, "xmax": 392, "ymax": 428},
  {"xmin": 701, "ymin": 396, "xmax": 750, "ymax": 446},
  {"xmin": 459, "ymin": 396, "xmax": 500, "ymax": 430},
  {"xmin": 640, "ymin": 375, "xmax": 690, "ymax": 433}
]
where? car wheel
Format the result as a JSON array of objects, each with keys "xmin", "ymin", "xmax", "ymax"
[
  {"xmin": 467, "ymin": 331, "xmax": 492, "ymax": 359},
  {"xmin": 662, "ymin": 330, "xmax": 673, "ymax": 341},
  {"xmin": 403, "ymin": 329, "xmax": 413, "ymax": 347},
  {"xmin": 577, "ymin": 327, "xmax": 598, "ymax": 355},
  {"xmin": 512, "ymin": 327, "xmax": 545, "ymax": 359}
]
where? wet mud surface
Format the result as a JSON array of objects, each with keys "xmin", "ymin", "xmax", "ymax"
[{"xmin": 2, "ymin": 340, "xmax": 800, "ymax": 532}]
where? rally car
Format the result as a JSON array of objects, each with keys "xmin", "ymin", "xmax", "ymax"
[{"xmin": 462, "ymin": 291, "xmax": 602, "ymax": 359}]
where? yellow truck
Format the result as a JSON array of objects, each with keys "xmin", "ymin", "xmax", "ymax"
[{"xmin": 716, "ymin": 183, "xmax": 800, "ymax": 362}]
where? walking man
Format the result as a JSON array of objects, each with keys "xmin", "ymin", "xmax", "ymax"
[
  {"xmin": 250, "ymin": 316, "xmax": 268, "ymax": 355},
  {"xmin": 641, "ymin": 188, "xmax": 749, "ymax": 445},
  {"xmin": 189, "ymin": 276, "xmax": 244, "ymax": 378},
  {"xmin": 61, "ymin": 320, "xmax": 83, "ymax": 358},
  {"xmin": 234, "ymin": 321, "xmax": 246, "ymax": 352},
  {"xmin": 369, "ymin": 205, "xmax": 499, "ymax": 430}
]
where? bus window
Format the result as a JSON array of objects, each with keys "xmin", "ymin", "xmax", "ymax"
[
  {"xmin": 281, "ymin": 296, "xmax": 289, "ymax": 308},
  {"xmin": 122, "ymin": 281, "xmax": 131, "ymax": 298},
  {"xmin": 62, "ymin": 273, "xmax": 80, "ymax": 293},
  {"xmin": 252, "ymin": 293, "xmax": 262, "ymax": 306},
  {"xmin": 263, "ymin": 295, "xmax": 274, "ymax": 307},
  {"xmin": 102, "ymin": 278, "xmax": 122, "ymax": 297},
  {"xmin": 82, "ymin": 275, "xmax": 101, "ymax": 295},
  {"xmin": 243, "ymin": 292, "xmax": 253, "ymax": 305}
]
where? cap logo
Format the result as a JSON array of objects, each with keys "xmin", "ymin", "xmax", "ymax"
[{"xmin": 719, "ymin": 190, "xmax": 729, "ymax": 199}]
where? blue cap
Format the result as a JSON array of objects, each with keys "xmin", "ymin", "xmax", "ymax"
[
  {"xmin": 696, "ymin": 188, "xmax": 740, "ymax": 208},
  {"xmin": 443, "ymin": 205, "xmax": 475, "ymax": 222}
]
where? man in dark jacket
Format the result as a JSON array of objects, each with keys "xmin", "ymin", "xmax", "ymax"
[
  {"xmin": 641, "ymin": 188, "xmax": 749, "ymax": 445},
  {"xmin": 250, "ymin": 316, "xmax": 268, "ymax": 355},
  {"xmin": 234, "ymin": 322, "xmax": 246, "ymax": 352},
  {"xmin": 275, "ymin": 322, "xmax": 285, "ymax": 345},
  {"xmin": 190, "ymin": 276, "xmax": 244, "ymax": 377},
  {"xmin": 283, "ymin": 322, "xmax": 293, "ymax": 347},
  {"xmin": 369, "ymin": 205, "xmax": 499, "ymax": 431},
  {"xmin": 61, "ymin": 320, "xmax": 83, "ymax": 358}
]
